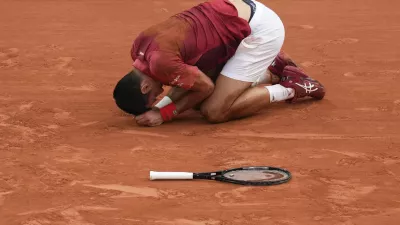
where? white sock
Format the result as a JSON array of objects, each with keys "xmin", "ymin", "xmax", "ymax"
[
  {"xmin": 265, "ymin": 84, "xmax": 295, "ymax": 103},
  {"xmin": 154, "ymin": 96, "xmax": 172, "ymax": 108}
]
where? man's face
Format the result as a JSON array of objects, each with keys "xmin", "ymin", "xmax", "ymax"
[{"xmin": 145, "ymin": 81, "xmax": 164, "ymax": 108}]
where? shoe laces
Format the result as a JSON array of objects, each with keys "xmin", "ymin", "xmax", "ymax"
[{"xmin": 295, "ymin": 81, "xmax": 319, "ymax": 94}]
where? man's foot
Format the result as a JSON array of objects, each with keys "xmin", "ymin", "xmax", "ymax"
[
  {"xmin": 268, "ymin": 51, "xmax": 298, "ymax": 77},
  {"xmin": 279, "ymin": 66, "xmax": 325, "ymax": 102}
]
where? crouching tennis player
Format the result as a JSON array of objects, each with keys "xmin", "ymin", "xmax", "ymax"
[{"xmin": 113, "ymin": 0, "xmax": 325, "ymax": 126}]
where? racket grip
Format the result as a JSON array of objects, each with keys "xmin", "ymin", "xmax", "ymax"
[{"xmin": 150, "ymin": 171, "xmax": 194, "ymax": 180}]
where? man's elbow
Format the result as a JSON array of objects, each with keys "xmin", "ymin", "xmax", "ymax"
[
  {"xmin": 203, "ymin": 80, "xmax": 215, "ymax": 96},
  {"xmin": 191, "ymin": 72, "xmax": 215, "ymax": 98}
]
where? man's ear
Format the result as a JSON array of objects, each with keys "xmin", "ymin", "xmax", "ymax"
[{"xmin": 140, "ymin": 79, "xmax": 151, "ymax": 94}]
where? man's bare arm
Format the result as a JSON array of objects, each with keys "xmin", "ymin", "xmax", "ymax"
[{"xmin": 174, "ymin": 71, "xmax": 214, "ymax": 114}]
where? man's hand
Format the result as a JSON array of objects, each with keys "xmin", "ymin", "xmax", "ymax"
[{"xmin": 135, "ymin": 108, "xmax": 164, "ymax": 127}]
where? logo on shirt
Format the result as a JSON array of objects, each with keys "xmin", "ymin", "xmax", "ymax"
[{"xmin": 170, "ymin": 75, "xmax": 184, "ymax": 87}]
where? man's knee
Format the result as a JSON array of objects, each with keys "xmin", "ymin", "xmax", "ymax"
[{"xmin": 200, "ymin": 104, "xmax": 227, "ymax": 123}]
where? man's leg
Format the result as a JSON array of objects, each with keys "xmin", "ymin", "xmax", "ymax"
[
  {"xmin": 200, "ymin": 62, "xmax": 325, "ymax": 123},
  {"xmin": 200, "ymin": 71, "xmax": 295, "ymax": 123}
]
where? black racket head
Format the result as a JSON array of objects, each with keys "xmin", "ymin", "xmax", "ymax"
[{"xmin": 216, "ymin": 166, "xmax": 291, "ymax": 186}]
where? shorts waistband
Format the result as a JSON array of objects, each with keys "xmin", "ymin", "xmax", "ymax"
[{"xmin": 242, "ymin": 0, "xmax": 256, "ymax": 22}]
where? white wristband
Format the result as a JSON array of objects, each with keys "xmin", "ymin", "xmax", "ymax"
[{"xmin": 154, "ymin": 96, "xmax": 172, "ymax": 109}]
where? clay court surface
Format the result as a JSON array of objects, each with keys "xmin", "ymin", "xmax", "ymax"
[{"xmin": 1, "ymin": 0, "xmax": 400, "ymax": 224}]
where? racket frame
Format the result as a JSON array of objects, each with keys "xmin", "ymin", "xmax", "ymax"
[{"xmin": 152, "ymin": 166, "xmax": 291, "ymax": 186}]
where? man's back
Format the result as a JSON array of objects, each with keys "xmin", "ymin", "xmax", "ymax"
[{"xmin": 131, "ymin": 0, "xmax": 251, "ymax": 88}]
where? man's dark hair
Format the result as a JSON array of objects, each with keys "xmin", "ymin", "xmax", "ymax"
[{"xmin": 113, "ymin": 70, "xmax": 150, "ymax": 115}]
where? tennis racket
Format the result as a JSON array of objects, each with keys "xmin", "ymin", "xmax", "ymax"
[{"xmin": 150, "ymin": 166, "xmax": 291, "ymax": 186}]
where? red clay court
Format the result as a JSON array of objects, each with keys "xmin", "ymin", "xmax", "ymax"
[{"xmin": 1, "ymin": 0, "xmax": 400, "ymax": 224}]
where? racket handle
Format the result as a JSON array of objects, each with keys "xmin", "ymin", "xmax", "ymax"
[{"xmin": 150, "ymin": 171, "xmax": 194, "ymax": 180}]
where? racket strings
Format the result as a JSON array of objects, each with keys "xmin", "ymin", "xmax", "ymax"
[{"xmin": 222, "ymin": 170, "xmax": 289, "ymax": 182}]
